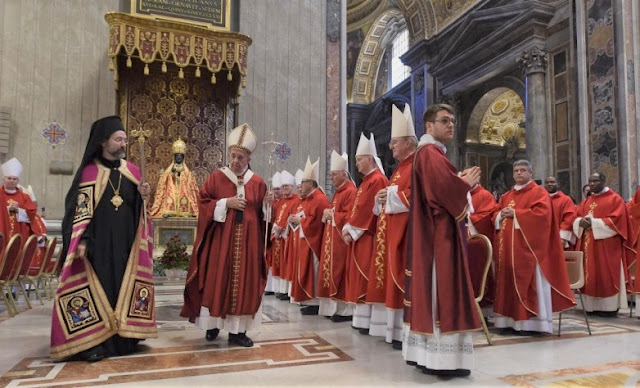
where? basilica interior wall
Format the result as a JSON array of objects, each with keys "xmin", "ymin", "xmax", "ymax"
[
  {"xmin": 238, "ymin": 0, "xmax": 328, "ymax": 184},
  {"xmin": 0, "ymin": 0, "xmax": 119, "ymax": 219}
]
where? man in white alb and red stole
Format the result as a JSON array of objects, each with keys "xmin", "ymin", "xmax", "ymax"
[
  {"xmin": 288, "ymin": 158, "xmax": 330, "ymax": 314},
  {"xmin": 51, "ymin": 116, "xmax": 156, "ymax": 362},
  {"xmin": 367, "ymin": 104, "xmax": 416, "ymax": 349},
  {"xmin": 342, "ymin": 133, "xmax": 388, "ymax": 333},
  {"xmin": 318, "ymin": 151, "xmax": 356, "ymax": 321},
  {"xmin": 182, "ymin": 123, "xmax": 267, "ymax": 347}
]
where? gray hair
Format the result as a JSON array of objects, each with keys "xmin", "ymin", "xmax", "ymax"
[{"xmin": 513, "ymin": 159, "xmax": 532, "ymax": 172}]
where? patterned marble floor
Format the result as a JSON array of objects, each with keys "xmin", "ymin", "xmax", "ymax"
[{"xmin": 2, "ymin": 282, "xmax": 640, "ymax": 387}]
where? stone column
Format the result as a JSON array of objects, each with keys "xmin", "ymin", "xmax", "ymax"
[
  {"xmin": 517, "ymin": 46, "xmax": 550, "ymax": 181},
  {"xmin": 326, "ymin": 0, "xmax": 342, "ymax": 195}
]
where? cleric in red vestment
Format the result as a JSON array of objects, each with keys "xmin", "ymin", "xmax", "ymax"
[
  {"xmin": 467, "ymin": 183, "xmax": 497, "ymax": 307},
  {"xmin": 1, "ymin": 158, "xmax": 44, "ymax": 241},
  {"xmin": 181, "ymin": 123, "xmax": 267, "ymax": 348},
  {"xmin": 545, "ymin": 176, "xmax": 577, "ymax": 248},
  {"xmin": 403, "ymin": 103, "xmax": 482, "ymax": 377},
  {"xmin": 341, "ymin": 133, "xmax": 388, "ymax": 333},
  {"xmin": 263, "ymin": 171, "xmax": 282, "ymax": 295},
  {"xmin": 492, "ymin": 160, "xmax": 575, "ymax": 334},
  {"xmin": 318, "ymin": 151, "xmax": 356, "ymax": 321},
  {"xmin": 367, "ymin": 103, "xmax": 416, "ymax": 348},
  {"xmin": 270, "ymin": 170, "xmax": 298, "ymax": 299},
  {"xmin": 573, "ymin": 172, "xmax": 633, "ymax": 315},
  {"xmin": 288, "ymin": 157, "xmax": 330, "ymax": 315}
]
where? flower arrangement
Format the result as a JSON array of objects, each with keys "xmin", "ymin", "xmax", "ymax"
[{"xmin": 158, "ymin": 233, "xmax": 190, "ymax": 271}]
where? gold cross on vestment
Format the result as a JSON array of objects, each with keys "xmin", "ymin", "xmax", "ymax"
[{"xmin": 588, "ymin": 201, "xmax": 597, "ymax": 215}]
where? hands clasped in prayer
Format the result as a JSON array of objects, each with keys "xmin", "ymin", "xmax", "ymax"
[{"xmin": 227, "ymin": 195, "xmax": 247, "ymax": 211}]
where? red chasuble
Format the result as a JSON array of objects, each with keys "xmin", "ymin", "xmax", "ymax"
[
  {"xmin": 290, "ymin": 189, "xmax": 331, "ymax": 302},
  {"xmin": 318, "ymin": 181, "xmax": 356, "ymax": 301},
  {"xmin": 492, "ymin": 182, "xmax": 575, "ymax": 322},
  {"xmin": 0, "ymin": 189, "xmax": 11, "ymax": 246},
  {"xmin": 0, "ymin": 186, "xmax": 43, "ymax": 241},
  {"xmin": 367, "ymin": 155, "xmax": 412, "ymax": 309},
  {"xmin": 468, "ymin": 184, "xmax": 497, "ymax": 306},
  {"xmin": 404, "ymin": 144, "xmax": 481, "ymax": 334},
  {"xmin": 345, "ymin": 169, "xmax": 388, "ymax": 303},
  {"xmin": 550, "ymin": 191, "xmax": 577, "ymax": 234},
  {"xmin": 265, "ymin": 198, "xmax": 281, "ymax": 269},
  {"xmin": 181, "ymin": 168, "xmax": 267, "ymax": 322},
  {"xmin": 274, "ymin": 194, "xmax": 300, "ymax": 280},
  {"xmin": 575, "ymin": 190, "xmax": 633, "ymax": 296}
]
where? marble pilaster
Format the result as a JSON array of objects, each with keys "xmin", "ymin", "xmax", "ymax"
[{"xmin": 517, "ymin": 46, "xmax": 550, "ymax": 181}]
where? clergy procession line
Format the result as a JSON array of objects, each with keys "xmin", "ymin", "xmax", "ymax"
[{"xmin": 2, "ymin": 103, "xmax": 639, "ymax": 379}]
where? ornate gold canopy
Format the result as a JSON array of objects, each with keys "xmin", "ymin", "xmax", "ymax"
[{"xmin": 105, "ymin": 12, "xmax": 251, "ymax": 91}]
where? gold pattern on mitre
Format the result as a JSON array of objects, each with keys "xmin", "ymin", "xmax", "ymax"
[
  {"xmin": 172, "ymin": 138, "xmax": 187, "ymax": 154},
  {"xmin": 228, "ymin": 123, "xmax": 258, "ymax": 153},
  {"xmin": 330, "ymin": 150, "xmax": 348, "ymax": 172},
  {"xmin": 391, "ymin": 103, "xmax": 416, "ymax": 139}
]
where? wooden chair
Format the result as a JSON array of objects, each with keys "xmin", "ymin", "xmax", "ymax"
[
  {"xmin": 22, "ymin": 236, "xmax": 57, "ymax": 305},
  {"xmin": 558, "ymin": 251, "xmax": 592, "ymax": 336},
  {"xmin": 0, "ymin": 234, "xmax": 23, "ymax": 316},
  {"xmin": 8, "ymin": 235, "xmax": 39, "ymax": 310},
  {"xmin": 468, "ymin": 233, "xmax": 493, "ymax": 345}
]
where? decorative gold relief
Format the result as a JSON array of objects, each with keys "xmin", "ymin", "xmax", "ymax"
[{"xmin": 478, "ymin": 90, "xmax": 526, "ymax": 148}]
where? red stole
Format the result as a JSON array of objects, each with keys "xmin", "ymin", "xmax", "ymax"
[
  {"xmin": 405, "ymin": 144, "xmax": 481, "ymax": 334},
  {"xmin": 345, "ymin": 169, "xmax": 388, "ymax": 303},
  {"xmin": 367, "ymin": 156, "xmax": 412, "ymax": 308},
  {"xmin": 50, "ymin": 160, "xmax": 156, "ymax": 360},
  {"xmin": 492, "ymin": 182, "xmax": 575, "ymax": 322},
  {"xmin": 575, "ymin": 190, "xmax": 634, "ymax": 296},
  {"xmin": 181, "ymin": 168, "xmax": 267, "ymax": 321},
  {"xmin": 291, "ymin": 189, "xmax": 330, "ymax": 302}
]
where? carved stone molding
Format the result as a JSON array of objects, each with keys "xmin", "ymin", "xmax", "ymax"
[{"xmin": 517, "ymin": 46, "xmax": 548, "ymax": 75}]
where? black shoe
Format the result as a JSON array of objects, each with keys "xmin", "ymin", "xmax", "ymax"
[
  {"xmin": 358, "ymin": 328, "xmax": 369, "ymax": 335},
  {"xmin": 78, "ymin": 346, "xmax": 106, "ymax": 362},
  {"xmin": 228, "ymin": 332, "xmax": 254, "ymax": 347},
  {"xmin": 406, "ymin": 360, "xmax": 417, "ymax": 366},
  {"xmin": 277, "ymin": 294, "xmax": 290, "ymax": 301},
  {"xmin": 392, "ymin": 340, "xmax": 402, "ymax": 350},
  {"xmin": 300, "ymin": 305, "xmax": 319, "ymax": 315},
  {"xmin": 422, "ymin": 368, "xmax": 470, "ymax": 377},
  {"xmin": 330, "ymin": 314, "xmax": 353, "ymax": 323},
  {"xmin": 597, "ymin": 310, "xmax": 619, "ymax": 317},
  {"xmin": 264, "ymin": 291, "xmax": 275, "ymax": 296},
  {"xmin": 206, "ymin": 328, "xmax": 220, "ymax": 341},
  {"xmin": 513, "ymin": 330, "xmax": 538, "ymax": 336}
]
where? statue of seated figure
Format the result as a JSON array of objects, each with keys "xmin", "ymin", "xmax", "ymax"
[{"xmin": 150, "ymin": 138, "xmax": 200, "ymax": 218}]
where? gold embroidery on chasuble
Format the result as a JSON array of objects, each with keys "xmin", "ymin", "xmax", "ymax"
[
  {"xmin": 584, "ymin": 201, "xmax": 597, "ymax": 285},
  {"xmin": 497, "ymin": 199, "xmax": 516, "ymax": 293},
  {"xmin": 230, "ymin": 224, "xmax": 244, "ymax": 314},
  {"xmin": 374, "ymin": 209, "xmax": 386, "ymax": 288},
  {"xmin": 322, "ymin": 222, "xmax": 332, "ymax": 288},
  {"xmin": 350, "ymin": 188, "xmax": 363, "ymax": 218}
]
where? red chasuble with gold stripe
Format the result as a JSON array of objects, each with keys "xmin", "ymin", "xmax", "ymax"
[
  {"xmin": 492, "ymin": 182, "xmax": 575, "ymax": 322},
  {"xmin": 575, "ymin": 190, "xmax": 634, "ymax": 296},
  {"xmin": 367, "ymin": 155, "xmax": 412, "ymax": 309},
  {"xmin": 345, "ymin": 169, "xmax": 388, "ymax": 303},
  {"xmin": 291, "ymin": 189, "xmax": 331, "ymax": 302},
  {"xmin": 318, "ymin": 181, "xmax": 356, "ymax": 301}
]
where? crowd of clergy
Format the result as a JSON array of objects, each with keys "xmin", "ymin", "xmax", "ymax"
[{"xmin": 2, "ymin": 102, "xmax": 640, "ymax": 375}]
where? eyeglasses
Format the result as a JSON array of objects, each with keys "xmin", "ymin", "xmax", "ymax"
[{"xmin": 430, "ymin": 117, "xmax": 456, "ymax": 126}]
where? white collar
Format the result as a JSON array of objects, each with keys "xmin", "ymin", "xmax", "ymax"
[
  {"xmin": 594, "ymin": 187, "xmax": 609, "ymax": 195},
  {"xmin": 418, "ymin": 134, "xmax": 447, "ymax": 153},
  {"xmin": 4, "ymin": 188, "xmax": 16, "ymax": 194},
  {"xmin": 549, "ymin": 191, "xmax": 559, "ymax": 197},
  {"xmin": 514, "ymin": 180, "xmax": 533, "ymax": 191}
]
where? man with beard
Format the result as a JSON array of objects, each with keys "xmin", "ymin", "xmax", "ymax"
[
  {"xmin": 182, "ymin": 123, "xmax": 267, "ymax": 347},
  {"xmin": 51, "ymin": 116, "xmax": 156, "ymax": 362}
]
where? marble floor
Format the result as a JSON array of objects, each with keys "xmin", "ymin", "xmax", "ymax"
[{"xmin": 2, "ymin": 281, "xmax": 640, "ymax": 387}]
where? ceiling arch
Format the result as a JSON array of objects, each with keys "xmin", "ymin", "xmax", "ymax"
[{"xmin": 351, "ymin": 9, "xmax": 405, "ymax": 104}]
